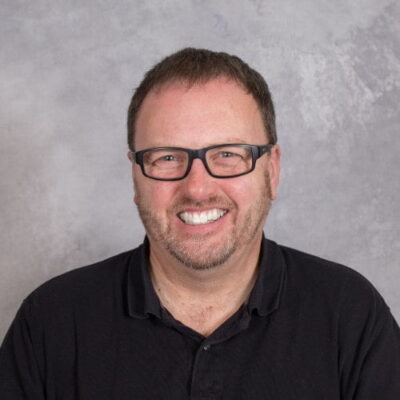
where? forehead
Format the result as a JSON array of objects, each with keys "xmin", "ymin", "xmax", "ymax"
[{"xmin": 135, "ymin": 78, "xmax": 266, "ymax": 149}]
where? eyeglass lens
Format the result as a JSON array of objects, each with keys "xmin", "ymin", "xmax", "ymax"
[{"xmin": 142, "ymin": 145, "xmax": 254, "ymax": 179}]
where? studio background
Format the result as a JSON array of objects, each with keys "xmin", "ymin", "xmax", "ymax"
[{"xmin": 1, "ymin": 0, "xmax": 399, "ymax": 341}]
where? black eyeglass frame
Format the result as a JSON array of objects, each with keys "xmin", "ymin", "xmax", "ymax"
[{"xmin": 130, "ymin": 143, "xmax": 274, "ymax": 181}]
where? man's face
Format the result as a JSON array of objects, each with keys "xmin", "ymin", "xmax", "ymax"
[{"xmin": 132, "ymin": 78, "xmax": 280, "ymax": 270}]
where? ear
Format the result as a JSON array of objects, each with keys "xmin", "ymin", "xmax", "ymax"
[
  {"xmin": 268, "ymin": 145, "xmax": 281, "ymax": 200},
  {"xmin": 127, "ymin": 151, "xmax": 139, "ymax": 205}
]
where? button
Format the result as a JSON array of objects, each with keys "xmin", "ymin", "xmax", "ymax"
[{"xmin": 202, "ymin": 344, "xmax": 211, "ymax": 351}]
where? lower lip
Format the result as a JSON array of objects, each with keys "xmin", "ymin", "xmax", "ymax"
[{"xmin": 175, "ymin": 212, "xmax": 230, "ymax": 234}]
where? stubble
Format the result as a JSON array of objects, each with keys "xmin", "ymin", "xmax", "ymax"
[{"xmin": 134, "ymin": 171, "xmax": 272, "ymax": 270}]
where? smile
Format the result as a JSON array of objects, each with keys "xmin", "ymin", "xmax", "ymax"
[{"xmin": 178, "ymin": 209, "xmax": 228, "ymax": 225}]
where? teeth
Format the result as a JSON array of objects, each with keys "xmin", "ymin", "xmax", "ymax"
[{"xmin": 178, "ymin": 209, "xmax": 227, "ymax": 225}]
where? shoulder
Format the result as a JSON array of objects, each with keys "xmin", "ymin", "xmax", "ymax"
[
  {"xmin": 275, "ymin": 243, "xmax": 388, "ymax": 315},
  {"xmin": 279, "ymin": 243, "xmax": 376, "ymax": 291},
  {"xmin": 23, "ymin": 247, "xmax": 140, "ymax": 314}
]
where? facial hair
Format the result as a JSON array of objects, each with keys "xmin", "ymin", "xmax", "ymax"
[{"xmin": 135, "ymin": 172, "xmax": 272, "ymax": 271}]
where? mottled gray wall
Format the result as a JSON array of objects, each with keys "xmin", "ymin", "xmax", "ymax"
[{"xmin": 1, "ymin": 0, "xmax": 399, "ymax": 340}]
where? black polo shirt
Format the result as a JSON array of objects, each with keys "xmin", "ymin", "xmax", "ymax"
[{"xmin": 1, "ymin": 238, "xmax": 399, "ymax": 399}]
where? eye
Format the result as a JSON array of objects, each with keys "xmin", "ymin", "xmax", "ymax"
[
  {"xmin": 144, "ymin": 150, "xmax": 185, "ymax": 166},
  {"xmin": 149, "ymin": 151, "xmax": 186, "ymax": 168},
  {"xmin": 220, "ymin": 151, "xmax": 235, "ymax": 158},
  {"xmin": 152, "ymin": 154, "xmax": 181, "ymax": 167},
  {"xmin": 216, "ymin": 150, "xmax": 243, "ymax": 160},
  {"xmin": 160, "ymin": 154, "xmax": 176, "ymax": 162}
]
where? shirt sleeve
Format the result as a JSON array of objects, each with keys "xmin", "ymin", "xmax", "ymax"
[
  {"xmin": 354, "ymin": 309, "xmax": 400, "ymax": 398},
  {"xmin": 0, "ymin": 300, "xmax": 46, "ymax": 400},
  {"xmin": 338, "ymin": 275, "xmax": 400, "ymax": 399}
]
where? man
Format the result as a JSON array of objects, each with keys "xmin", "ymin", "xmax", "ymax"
[{"xmin": 1, "ymin": 48, "xmax": 399, "ymax": 399}]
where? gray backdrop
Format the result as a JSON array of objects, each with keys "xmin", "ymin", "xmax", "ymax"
[{"xmin": 1, "ymin": 0, "xmax": 399, "ymax": 341}]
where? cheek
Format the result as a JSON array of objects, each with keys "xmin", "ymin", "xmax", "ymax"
[
  {"xmin": 220, "ymin": 178, "xmax": 256, "ymax": 206},
  {"xmin": 135, "ymin": 178, "xmax": 178, "ymax": 210},
  {"xmin": 232, "ymin": 170, "xmax": 270, "ymax": 204}
]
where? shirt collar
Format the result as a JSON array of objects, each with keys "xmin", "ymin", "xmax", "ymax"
[
  {"xmin": 127, "ymin": 237, "xmax": 162, "ymax": 319},
  {"xmin": 126, "ymin": 236, "xmax": 286, "ymax": 319},
  {"xmin": 247, "ymin": 237, "xmax": 286, "ymax": 317}
]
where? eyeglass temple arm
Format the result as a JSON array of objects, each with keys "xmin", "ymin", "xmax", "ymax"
[{"xmin": 258, "ymin": 144, "xmax": 274, "ymax": 158}]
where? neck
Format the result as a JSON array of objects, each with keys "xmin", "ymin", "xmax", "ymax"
[{"xmin": 148, "ymin": 234, "xmax": 263, "ymax": 336}]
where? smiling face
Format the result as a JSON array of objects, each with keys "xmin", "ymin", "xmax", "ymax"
[{"xmin": 132, "ymin": 78, "xmax": 280, "ymax": 270}]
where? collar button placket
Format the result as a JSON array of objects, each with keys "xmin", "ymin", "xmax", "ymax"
[{"xmin": 190, "ymin": 341, "xmax": 217, "ymax": 400}]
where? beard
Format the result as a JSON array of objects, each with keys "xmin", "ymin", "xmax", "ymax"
[{"xmin": 135, "ymin": 172, "xmax": 272, "ymax": 271}]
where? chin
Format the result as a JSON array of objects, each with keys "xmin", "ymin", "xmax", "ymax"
[{"xmin": 164, "ymin": 233, "xmax": 238, "ymax": 270}]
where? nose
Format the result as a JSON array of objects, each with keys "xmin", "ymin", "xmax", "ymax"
[{"xmin": 180, "ymin": 158, "xmax": 217, "ymax": 200}]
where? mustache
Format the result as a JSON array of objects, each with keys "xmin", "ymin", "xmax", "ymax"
[{"xmin": 171, "ymin": 196, "xmax": 236, "ymax": 212}]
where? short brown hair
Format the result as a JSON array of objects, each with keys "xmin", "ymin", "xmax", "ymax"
[{"xmin": 127, "ymin": 48, "xmax": 277, "ymax": 150}]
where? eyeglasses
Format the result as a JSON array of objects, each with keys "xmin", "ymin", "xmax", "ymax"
[{"xmin": 129, "ymin": 143, "xmax": 274, "ymax": 181}]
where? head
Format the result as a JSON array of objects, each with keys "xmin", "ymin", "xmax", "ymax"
[
  {"xmin": 128, "ymin": 49, "xmax": 280, "ymax": 271},
  {"xmin": 127, "ymin": 48, "xmax": 277, "ymax": 151}
]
